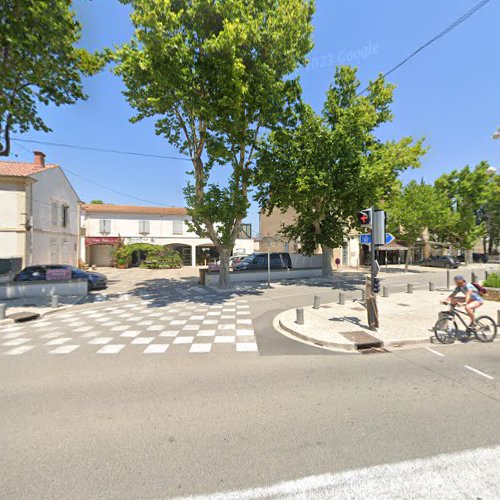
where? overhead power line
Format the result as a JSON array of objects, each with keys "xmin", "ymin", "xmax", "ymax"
[
  {"xmin": 12, "ymin": 138, "xmax": 192, "ymax": 161},
  {"xmin": 360, "ymin": 0, "xmax": 492, "ymax": 93}
]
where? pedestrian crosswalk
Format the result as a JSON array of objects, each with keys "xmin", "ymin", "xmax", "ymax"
[{"xmin": 0, "ymin": 298, "xmax": 258, "ymax": 357}]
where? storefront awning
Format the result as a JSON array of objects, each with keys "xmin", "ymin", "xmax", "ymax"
[{"xmin": 377, "ymin": 242, "xmax": 408, "ymax": 251}]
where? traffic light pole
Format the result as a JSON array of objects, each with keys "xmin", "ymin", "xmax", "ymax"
[{"xmin": 367, "ymin": 206, "xmax": 379, "ymax": 330}]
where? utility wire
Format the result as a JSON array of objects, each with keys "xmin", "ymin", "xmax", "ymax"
[
  {"xmin": 11, "ymin": 138, "xmax": 192, "ymax": 161},
  {"xmin": 360, "ymin": 0, "xmax": 492, "ymax": 93}
]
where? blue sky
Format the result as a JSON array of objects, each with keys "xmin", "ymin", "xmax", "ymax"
[{"xmin": 10, "ymin": 0, "xmax": 500, "ymax": 231}]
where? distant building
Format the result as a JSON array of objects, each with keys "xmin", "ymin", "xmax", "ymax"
[
  {"xmin": 81, "ymin": 203, "xmax": 254, "ymax": 266},
  {"xmin": 0, "ymin": 152, "xmax": 80, "ymax": 272},
  {"xmin": 259, "ymin": 208, "xmax": 360, "ymax": 267}
]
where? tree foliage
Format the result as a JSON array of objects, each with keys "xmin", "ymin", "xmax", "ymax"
[
  {"xmin": 255, "ymin": 66, "xmax": 426, "ymax": 276},
  {"xmin": 386, "ymin": 180, "xmax": 451, "ymax": 269},
  {"xmin": 114, "ymin": 0, "xmax": 314, "ymax": 287},
  {"xmin": 434, "ymin": 161, "xmax": 498, "ymax": 261},
  {"xmin": 0, "ymin": 0, "xmax": 103, "ymax": 156}
]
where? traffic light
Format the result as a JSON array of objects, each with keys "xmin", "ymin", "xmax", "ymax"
[
  {"xmin": 357, "ymin": 208, "xmax": 372, "ymax": 227},
  {"xmin": 372, "ymin": 277, "xmax": 381, "ymax": 294}
]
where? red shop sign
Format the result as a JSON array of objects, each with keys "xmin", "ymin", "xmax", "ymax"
[{"xmin": 85, "ymin": 236, "xmax": 121, "ymax": 246}]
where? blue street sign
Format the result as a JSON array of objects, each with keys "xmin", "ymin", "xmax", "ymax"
[{"xmin": 360, "ymin": 233, "xmax": 395, "ymax": 245}]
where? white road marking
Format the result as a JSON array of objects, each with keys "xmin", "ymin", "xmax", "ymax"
[
  {"xmin": 96, "ymin": 344, "xmax": 125, "ymax": 354},
  {"xmin": 173, "ymin": 336, "xmax": 194, "ymax": 344},
  {"xmin": 214, "ymin": 336, "xmax": 236, "ymax": 344},
  {"xmin": 143, "ymin": 344, "xmax": 169, "ymax": 354},
  {"xmin": 131, "ymin": 337, "xmax": 154, "ymax": 345},
  {"xmin": 2, "ymin": 338, "xmax": 30, "ymax": 346},
  {"xmin": 175, "ymin": 445, "xmax": 500, "ymax": 500},
  {"xmin": 464, "ymin": 365, "xmax": 494, "ymax": 380},
  {"xmin": 424, "ymin": 347, "xmax": 446, "ymax": 357},
  {"xmin": 49, "ymin": 345, "xmax": 79, "ymax": 354},
  {"xmin": 236, "ymin": 342, "xmax": 258, "ymax": 352},
  {"xmin": 3, "ymin": 345, "xmax": 34, "ymax": 355},
  {"xmin": 189, "ymin": 343, "xmax": 212, "ymax": 353},
  {"xmin": 45, "ymin": 337, "xmax": 72, "ymax": 346}
]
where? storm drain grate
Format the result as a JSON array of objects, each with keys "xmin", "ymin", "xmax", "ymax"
[
  {"xmin": 10, "ymin": 311, "xmax": 40, "ymax": 323},
  {"xmin": 339, "ymin": 330, "xmax": 383, "ymax": 350}
]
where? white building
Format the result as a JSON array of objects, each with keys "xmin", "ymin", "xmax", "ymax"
[
  {"xmin": 0, "ymin": 152, "xmax": 80, "ymax": 272},
  {"xmin": 81, "ymin": 203, "xmax": 254, "ymax": 266}
]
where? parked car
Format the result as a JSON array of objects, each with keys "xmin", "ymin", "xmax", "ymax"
[
  {"xmin": 456, "ymin": 253, "xmax": 489, "ymax": 264},
  {"xmin": 234, "ymin": 252, "xmax": 292, "ymax": 271},
  {"xmin": 419, "ymin": 256, "xmax": 460, "ymax": 269},
  {"xmin": 229, "ymin": 255, "xmax": 247, "ymax": 268},
  {"xmin": 14, "ymin": 265, "xmax": 107, "ymax": 291}
]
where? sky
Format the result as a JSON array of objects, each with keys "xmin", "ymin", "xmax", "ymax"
[{"xmin": 9, "ymin": 0, "xmax": 500, "ymax": 233}]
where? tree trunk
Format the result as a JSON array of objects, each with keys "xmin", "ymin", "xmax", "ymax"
[
  {"xmin": 404, "ymin": 246, "xmax": 412, "ymax": 272},
  {"xmin": 218, "ymin": 246, "xmax": 231, "ymax": 289},
  {"xmin": 464, "ymin": 249, "xmax": 473, "ymax": 265},
  {"xmin": 321, "ymin": 244, "xmax": 333, "ymax": 279}
]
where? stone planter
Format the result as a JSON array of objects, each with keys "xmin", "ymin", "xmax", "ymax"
[{"xmin": 485, "ymin": 287, "xmax": 500, "ymax": 301}]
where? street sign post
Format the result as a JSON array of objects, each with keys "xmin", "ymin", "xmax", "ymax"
[{"xmin": 359, "ymin": 233, "xmax": 394, "ymax": 245}]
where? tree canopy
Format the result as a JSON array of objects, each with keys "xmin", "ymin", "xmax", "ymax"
[
  {"xmin": 114, "ymin": 0, "xmax": 314, "ymax": 287},
  {"xmin": 255, "ymin": 66, "xmax": 426, "ymax": 277},
  {"xmin": 0, "ymin": 0, "xmax": 103, "ymax": 156}
]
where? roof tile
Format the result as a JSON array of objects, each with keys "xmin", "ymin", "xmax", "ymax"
[
  {"xmin": 82, "ymin": 204, "xmax": 187, "ymax": 216},
  {"xmin": 0, "ymin": 160, "xmax": 57, "ymax": 177}
]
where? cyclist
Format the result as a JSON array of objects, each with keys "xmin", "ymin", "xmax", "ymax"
[{"xmin": 445, "ymin": 275, "xmax": 483, "ymax": 326}]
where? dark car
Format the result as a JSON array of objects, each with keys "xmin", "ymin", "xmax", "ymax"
[
  {"xmin": 456, "ymin": 253, "xmax": 489, "ymax": 264},
  {"xmin": 14, "ymin": 265, "xmax": 107, "ymax": 291},
  {"xmin": 234, "ymin": 252, "xmax": 292, "ymax": 271},
  {"xmin": 420, "ymin": 256, "xmax": 460, "ymax": 269}
]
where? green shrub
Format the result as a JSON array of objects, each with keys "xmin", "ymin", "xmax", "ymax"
[
  {"xmin": 484, "ymin": 272, "xmax": 500, "ymax": 288},
  {"xmin": 143, "ymin": 247, "xmax": 182, "ymax": 269}
]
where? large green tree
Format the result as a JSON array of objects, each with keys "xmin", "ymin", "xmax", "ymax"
[
  {"xmin": 114, "ymin": 0, "xmax": 314, "ymax": 288},
  {"xmin": 255, "ymin": 66, "xmax": 425, "ymax": 277},
  {"xmin": 434, "ymin": 161, "xmax": 499, "ymax": 263},
  {"xmin": 0, "ymin": 0, "xmax": 103, "ymax": 156},
  {"xmin": 386, "ymin": 180, "xmax": 452, "ymax": 270}
]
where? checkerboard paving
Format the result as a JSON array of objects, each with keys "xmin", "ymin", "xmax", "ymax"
[{"xmin": 0, "ymin": 299, "xmax": 258, "ymax": 357}]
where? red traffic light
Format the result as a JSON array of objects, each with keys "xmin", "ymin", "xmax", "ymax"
[{"xmin": 357, "ymin": 209, "xmax": 371, "ymax": 226}]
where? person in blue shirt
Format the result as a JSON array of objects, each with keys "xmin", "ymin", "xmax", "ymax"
[{"xmin": 445, "ymin": 275, "xmax": 483, "ymax": 325}]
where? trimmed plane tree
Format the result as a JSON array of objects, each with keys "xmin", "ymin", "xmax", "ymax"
[
  {"xmin": 255, "ymin": 66, "xmax": 426, "ymax": 278},
  {"xmin": 114, "ymin": 0, "xmax": 314, "ymax": 288},
  {"xmin": 0, "ymin": 0, "xmax": 103, "ymax": 156},
  {"xmin": 386, "ymin": 180, "xmax": 453, "ymax": 271},
  {"xmin": 434, "ymin": 161, "xmax": 498, "ymax": 264}
]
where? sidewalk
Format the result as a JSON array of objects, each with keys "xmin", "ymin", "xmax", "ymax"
[{"xmin": 276, "ymin": 289, "xmax": 500, "ymax": 352}]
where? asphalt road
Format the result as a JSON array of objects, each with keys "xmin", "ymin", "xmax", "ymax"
[{"xmin": 1, "ymin": 264, "xmax": 499, "ymax": 499}]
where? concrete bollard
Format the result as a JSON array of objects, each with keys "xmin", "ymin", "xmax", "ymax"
[
  {"xmin": 446, "ymin": 269, "xmax": 451, "ymax": 290},
  {"xmin": 313, "ymin": 295, "xmax": 321, "ymax": 310},
  {"xmin": 0, "ymin": 303, "xmax": 5, "ymax": 320},
  {"xmin": 429, "ymin": 282, "xmax": 435, "ymax": 291},
  {"xmin": 382, "ymin": 286, "xmax": 389, "ymax": 298},
  {"xmin": 51, "ymin": 295, "xmax": 59, "ymax": 308},
  {"xmin": 296, "ymin": 308, "xmax": 304, "ymax": 325},
  {"xmin": 407, "ymin": 283, "xmax": 413, "ymax": 294},
  {"xmin": 338, "ymin": 292, "xmax": 345, "ymax": 305}
]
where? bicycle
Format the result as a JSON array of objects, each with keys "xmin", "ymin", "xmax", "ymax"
[{"xmin": 433, "ymin": 302, "xmax": 497, "ymax": 344}]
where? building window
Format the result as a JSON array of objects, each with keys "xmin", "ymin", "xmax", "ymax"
[
  {"xmin": 173, "ymin": 220, "xmax": 183, "ymax": 235},
  {"xmin": 238, "ymin": 223, "xmax": 252, "ymax": 239},
  {"xmin": 61, "ymin": 205, "xmax": 69, "ymax": 228},
  {"xmin": 51, "ymin": 201, "xmax": 58, "ymax": 226},
  {"xmin": 138, "ymin": 220, "xmax": 150, "ymax": 234},
  {"xmin": 99, "ymin": 219, "xmax": 111, "ymax": 234}
]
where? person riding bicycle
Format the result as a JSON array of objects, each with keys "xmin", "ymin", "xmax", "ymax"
[{"xmin": 445, "ymin": 275, "xmax": 483, "ymax": 326}]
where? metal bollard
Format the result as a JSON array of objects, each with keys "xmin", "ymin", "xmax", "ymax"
[
  {"xmin": 429, "ymin": 282, "xmax": 435, "ymax": 291},
  {"xmin": 313, "ymin": 295, "xmax": 321, "ymax": 310},
  {"xmin": 338, "ymin": 292, "xmax": 345, "ymax": 305},
  {"xmin": 382, "ymin": 286, "xmax": 389, "ymax": 298},
  {"xmin": 296, "ymin": 308, "xmax": 304, "ymax": 325},
  {"xmin": 497, "ymin": 310, "xmax": 500, "ymax": 327},
  {"xmin": 485, "ymin": 270, "xmax": 489, "ymax": 281},
  {"xmin": 0, "ymin": 303, "xmax": 5, "ymax": 320},
  {"xmin": 446, "ymin": 269, "xmax": 451, "ymax": 289},
  {"xmin": 407, "ymin": 283, "xmax": 413, "ymax": 294},
  {"xmin": 361, "ymin": 289, "xmax": 366, "ymax": 301},
  {"xmin": 51, "ymin": 294, "xmax": 59, "ymax": 308},
  {"xmin": 471, "ymin": 272, "xmax": 477, "ymax": 284}
]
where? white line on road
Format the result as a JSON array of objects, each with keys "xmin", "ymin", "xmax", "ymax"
[
  {"xmin": 424, "ymin": 347, "xmax": 446, "ymax": 357},
  {"xmin": 464, "ymin": 365, "xmax": 494, "ymax": 380},
  {"xmin": 174, "ymin": 445, "xmax": 500, "ymax": 500}
]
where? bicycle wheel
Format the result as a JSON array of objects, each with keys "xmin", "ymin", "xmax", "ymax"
[
  {"xmin": 434, "ymin": 317, "xmax": 458, "ymax": 344},
  {"xmin": 474, "ymin": 316, "xmax": 497, "ymax": 343}
]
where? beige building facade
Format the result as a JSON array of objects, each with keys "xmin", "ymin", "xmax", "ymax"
[{"xmin": 0, "ymin": 152, "xmax": 80, "ymax": 272}]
